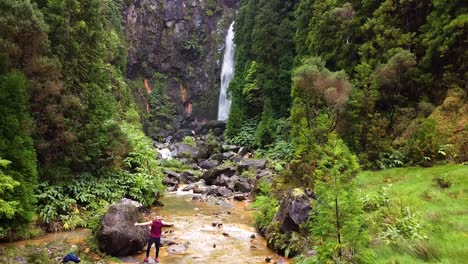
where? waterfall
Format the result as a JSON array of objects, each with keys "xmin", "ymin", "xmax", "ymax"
[{"xmin": 217, "ymin": 22, "xmax": 236, "ymax": 121}]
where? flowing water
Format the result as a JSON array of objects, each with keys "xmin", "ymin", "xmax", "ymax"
[
  {"xmin": 132, "ymin": 190, "xmax": 281, "ymax": 263},
  {"xmin": 1, "ymin": 190, "xmax": 283, "ymax": 264},
  {"xmin": 217, "ymin": 22, "xmax": 236, "ymax": 121}
]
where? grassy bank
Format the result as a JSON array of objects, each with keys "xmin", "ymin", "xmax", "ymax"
[{"xmin": 356, "ymin": 164, "xmax": 467, "ymax": 263}]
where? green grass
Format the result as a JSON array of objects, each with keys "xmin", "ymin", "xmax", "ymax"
[{"xmin": 356, "ymin": 164, "xmax": 468, "ymax": 263}]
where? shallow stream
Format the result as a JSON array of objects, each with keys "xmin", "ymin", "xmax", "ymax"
[{"xmin": 2, "ymin": 189, "xmax": 284, "ymax": 264}]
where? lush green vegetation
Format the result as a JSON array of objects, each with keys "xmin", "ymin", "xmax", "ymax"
[
  {"xmin": 356, "ymin": 165, "xmax": 467, "ymax": 263},
  {"xmin": 231, "ymin": 0, "xmax": 467, "ymax": 263},
  {"xmin": 0, "ymin": 0, "xmax": 466, "ymax": 263},
  {"xmin": 0, "ymin": 0, "xmax": 164, "ymax": 239}
]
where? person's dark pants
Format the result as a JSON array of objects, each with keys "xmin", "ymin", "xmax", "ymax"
[{"xmin": 146, "ymin": 236, "xmax": 161, "ymax": 258}]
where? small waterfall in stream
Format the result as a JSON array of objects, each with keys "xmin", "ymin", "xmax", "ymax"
[{"xmin": 217, "ymin": 22, "xmax": 236, "ymax": 121}]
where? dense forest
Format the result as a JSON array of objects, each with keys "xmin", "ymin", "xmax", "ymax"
[
  {"xmin": 225, "ymin": 0, "xmax": 467, "ymax": 263},
  {"xmin": 0, "ymin": 0, "xmax": 164, "ymax": 239},
  {"xmin": 0, "ymin": 0, "xmax": 466, "ymax": 263}
]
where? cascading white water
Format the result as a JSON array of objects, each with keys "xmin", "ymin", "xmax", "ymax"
[{"xmin": 217, "ymin": 22, "xmax": 236, "ymax": 121}]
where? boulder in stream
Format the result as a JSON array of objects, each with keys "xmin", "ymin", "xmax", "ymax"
[{"xmin": 98, "ymin": 202, "xmax": 147, "ymax": 256}]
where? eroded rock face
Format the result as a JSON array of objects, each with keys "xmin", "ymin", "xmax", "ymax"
[
  {"xmin": 98, "ymin": 202, "xmax": 148, "ymax": 256},
  {"xmin": 123, "ymin": 0, "xmax": 239, "ymax": 120}
]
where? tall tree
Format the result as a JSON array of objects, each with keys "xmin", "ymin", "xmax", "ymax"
[{"xmin": 0, "ymin": 72, "xmax": 37, "ymax": 236}]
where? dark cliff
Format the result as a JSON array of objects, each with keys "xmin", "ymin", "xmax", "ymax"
[{"xmin": 123, "ymin": 0, "xmax": 238, "ymax": 121}]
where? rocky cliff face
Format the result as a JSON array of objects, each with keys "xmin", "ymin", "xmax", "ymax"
[{"xmin": 123, "ymin": 0, "xmax": 238, "ymax": 120}]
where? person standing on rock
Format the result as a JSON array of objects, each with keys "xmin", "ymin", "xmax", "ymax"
[{"xmin": 135, "ymin": 215, "xmax": 174, "ymax": 263}]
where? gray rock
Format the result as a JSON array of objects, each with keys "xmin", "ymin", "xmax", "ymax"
[
  {"xmin": 239, "ymin": 158, "xmax": 267, "ymax": 171},
  {"xmin": 198, "ymin": 159, "xmax": 220, "ymax": 169},
  {"xmin": 182, "ymin": 183, "xmax": 196, "ymax": 192},
  {"xmin": 272, "ymin": 189, "xmax": 312, "ymax": 233},
  {"xmin": 172, "ymin": 143, "xmax": 199, "ymax": 159},
  {"xmin": 193, "ymin": 184, "xmax": 208, "ymax": 194},
  {"xmin": 98, "ymin": 202, "xmax": 147, "ymax": 256},
  {"xmin": 208, "ymin": 186, "xmax": 232, "ymax": 197},
  {"xmin": 208, "ymin": 153, "xmax": 225, "ymax": 162},
  {"xmin": 202, "ymin": 166, "xmax": 236, "ymax": 185},
  {"xmin": 214, "ymin": 174, "xmax": 231, "ymax": 186},
  {"xmin": 167, "ymin": 242, "xmax": 190, "ymax": 254},
  {"xmin": 233, "ymin": 194, "xmax": 246, "ymax": 201},
  {"xmin": 234, "ymin": 181, "xmax": 252, "ymax": 193},
  {"xmin": 119, "ymin": 198, "xmax": 143, "ymax": 209},
  {"xmin": 222, "ymin": 144, "xmax": 240, "ymax": 152},
  {"xmin": 180, "ymin": 171, "xmax": 196, "ymax": 183},
  {"xmin": 230, "ymin": 154, "xmax": 243, "ymax": 162},
  {"xmin": 222, "ymin": 151, "xmax": 236, "ymax": 160}
]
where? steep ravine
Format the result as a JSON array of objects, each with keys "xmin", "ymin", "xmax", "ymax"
[{"xmin": 123, "ymin": 0, "xmax": 239, "ymax": 120}]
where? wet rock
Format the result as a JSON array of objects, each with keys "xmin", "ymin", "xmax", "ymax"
[
  {"xmin": 180, "ymin": 171, "xmax": 196, "ymax": 183},
  {"xmin": 198, "ymin": 159, "xmax": 220, "ymax": 169},
  {"xmin": 214, "ymin": 174, "xmax": 231, "ymax": 186},
  {"xmin": 98, "ymin": 202, "xmax": 147, "ymax": 256},
  {"xmin": 163, "ymin": 176, "xmax": 179, "ymax": 187},
  {"xmin": 273, "ymin": 189, "xmax": 312, "ymax": 232},
  {"xmin": 192, "ymin": 194, "xmax": 202, "ymax": 200},
  {"xmin": 234, "ymin": 181, "xmax": 252, "ymax": 193},
  {"xmin": 166, "ymin": 186, "xmax": 177, "ymax": 192},
  {"xmin": 119, "ymin": 198, "xmax": 143, "ymax": 209},
  {"xmin": 202, "ymin": 166, "xmax": 236, "ymax": 185},
  {"xmin": 167, "ymin": 242, "xmax": 190, "ymax": 254},
  {"xmin": 182, "ymin": 183, "xmax": 197, "ymax": 191},
  {"xmin": 207, "ymin": 186, "xmax": 232, "ymax": 197},
  {"xmin": 193, "ymin": 184, "xmax": 208, "ymax": 194},
  {"xmin": 234, "ymin": 194, "xmax": 246, "ymax": 201},
  {"xmin": 164, "ymin": 170, "xmax": 180, "ymax": 179}
]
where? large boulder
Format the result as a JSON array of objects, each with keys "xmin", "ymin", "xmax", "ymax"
[
  {"xmin": 202, "ymin": 166, "xmax": 236, "ymax": 185},
  {"xmin": 272, "ymin": 189, "xmax": 312, "ymax": 232},
  {"xmin": 98, "ymin": 202, "xmax": 148, "ymax": 256},
  {"xmin": 171, "ymin": 143, "xmax": 199, "ymax": 159}
]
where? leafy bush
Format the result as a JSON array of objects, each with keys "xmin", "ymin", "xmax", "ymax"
[
  {"xmin": 251, "ymin": 180, "xmax": 278, "ymax": 231},
  {"xmin": 377, "ymin": 150, "xmax": 405, "ymax": 170},
  {"xmin": 380, "ymin": 207, "xmax": 427, "ymax": 242},
  {"xmin": 227, "ymin": 119, "xmax": 257, "ymax": 147},
  {"xmin": 406, "ymin": 118, "xmax": 442, "ymax": 165}
]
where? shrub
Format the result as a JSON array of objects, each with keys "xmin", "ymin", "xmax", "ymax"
[{"xmin": 432, "ymin": 175, "xmax": 452, "ymax": 189}]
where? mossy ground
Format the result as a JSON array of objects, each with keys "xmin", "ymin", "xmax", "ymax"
[{"xmin": 356, "ymin": 164, "xmax": 468, "ymax": 263}]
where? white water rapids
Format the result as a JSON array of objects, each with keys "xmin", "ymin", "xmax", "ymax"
[{"xmin": 217, "ymin": 22, "xmax": 236, "ymax": 121}]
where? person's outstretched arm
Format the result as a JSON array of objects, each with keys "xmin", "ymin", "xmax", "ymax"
[{"xmin": 134, "ymin": 221, "xmax": 152, "ymax": 226}]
